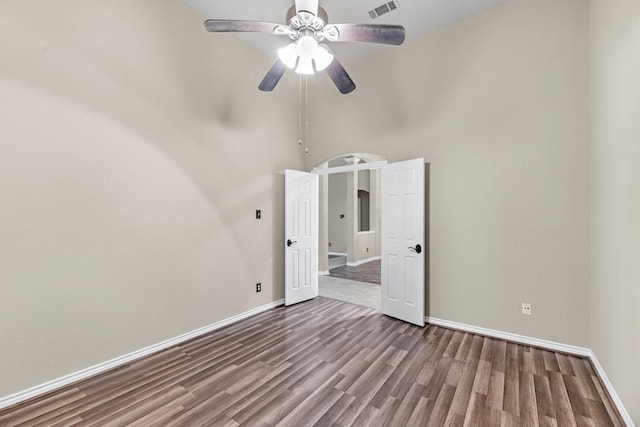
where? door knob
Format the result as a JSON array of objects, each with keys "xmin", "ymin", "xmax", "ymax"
[
  {"xmin": 408, "ymin": 244, "xmax": 422, "ymax": 254},
  {"xmin": 287, "ymin": 239, "xmax": 297, "ymax": 247}
]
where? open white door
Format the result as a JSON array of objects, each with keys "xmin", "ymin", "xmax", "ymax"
[
  {"xmin": 285, "ymin": 170, "xmax": 319, "ymax": 306},
  {"xmin": 381, "ymin": 158, "xmax": 425, "ymax": 326}
]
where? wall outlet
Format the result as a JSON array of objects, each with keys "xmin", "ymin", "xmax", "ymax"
[
  {"xmin": 256, "ymin": 210, "xmax": 261, "ymax": 219},
  {"xmin": 256, "ymin": 283, "xmax": 262, "ymax": 293},
  {"xmin": 521, "ymin": 303, "xmax": 532, "ymax": 315}
]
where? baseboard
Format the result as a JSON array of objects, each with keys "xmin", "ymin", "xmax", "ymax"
[
  {"xmin": 425, "ymin": 316, "xmax": 635, "ymax": 426},
  {"xmin": 2, "ymin": 303, "xmax": 633, "ymax": 425},
  {"xmin": 425, "ymin": 316, "xmax": 590, "ymax": 356},
  {"xmin": 319, "ymin": 270, "xmax": 330, "ymax": 276},
  {"xmin": 0, "ymin": 299, "xmax": 285, "ymax": 412},
  {"xmin": 328, "ymin": 252, "xmax": 347, "ymax": 257},
  {"xmin": 588, "ymin": 351, "xmax": 636, "ymax": 427},
  {"xmin": 347, "ymin": 256, "xmax": 381, "ymax": 267}
]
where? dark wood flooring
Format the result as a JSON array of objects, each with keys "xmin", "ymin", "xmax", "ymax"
[
  {"xmin": 329, "ymin": 259, "xmax": 381, "ymax": 284},
  {"xmin": 0, "ymin": 297, "xmax": 625, "ymax": 426}
]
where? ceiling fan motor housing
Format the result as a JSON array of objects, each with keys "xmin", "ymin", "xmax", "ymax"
[{"xmin": 286, "ymin": 5, "xmax": 329, "ymax": 26}]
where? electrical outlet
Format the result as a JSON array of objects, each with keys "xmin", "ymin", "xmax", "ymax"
[
  {"xmin": 521, "ymin": 303, "xmax": 532, "ymax": 315},
  {"xmin": 366, "ymin": 247, "xmax": 369, "ymax": 253},
  {"xmin": 256, "ymin": 210, "xmax": 261, "ymax": 219},
  {"xmin": 256, "ymin": 283, "xmax": 262, "ymax": 293}
]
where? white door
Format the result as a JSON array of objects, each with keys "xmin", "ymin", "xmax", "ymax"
[
  {"xmin": 381, "ymin": 159, "xmax": 425, "ymax": 326},
  {"xmin": 285, "ymin": 170, "xmax": 319, "ymax": 305}
]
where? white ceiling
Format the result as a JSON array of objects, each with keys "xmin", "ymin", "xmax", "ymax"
[{"xmin": 183, "ymin": 0, "xmax": 506, "ymax": 63}]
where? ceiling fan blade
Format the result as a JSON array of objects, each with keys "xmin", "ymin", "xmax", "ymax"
[
  {"xmin": 328, "ymin": 23, "xmax": 406, "ymax": 45},
  {"xmin": 258, "ymin": 59, "xmax": 288, "ymax": 92},
  {"xmin": 295, "ymin": 0, "xmax": 319, "ymax": 16},
  {"xmin": 204, "ymin": 19, "xmax": 283, "ymax": 33},
  {"xmin": 325, "ymin": 59, "xmax": 356, "ymax": 94}
]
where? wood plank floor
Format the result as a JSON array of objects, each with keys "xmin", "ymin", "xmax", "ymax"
[
  {"xmin": 329, "ymin": 259, "xmax": 381, "ymax": 284},
  {"xmin": 0, "ymin": 297, "xmax": 625, "ymax": 426}
]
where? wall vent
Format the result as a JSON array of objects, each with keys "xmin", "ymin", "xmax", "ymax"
[{"xmin": 368, "ymin": 1, "xmax": 399, "ymax": 20}]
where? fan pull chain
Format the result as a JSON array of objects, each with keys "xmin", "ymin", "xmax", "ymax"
[
  {"xmin": 304, "ymin": 75, "xmax": 309, "ymax": 154},
  {"xmin": 298, "ymin": 74, "xmax": 303, "ymax": 147}
]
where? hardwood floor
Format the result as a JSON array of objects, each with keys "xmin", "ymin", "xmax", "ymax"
[
  {"xmin": 329, "ymin": 259, "xmax": 381, "ymax": 284},
  {"xmin": 0, "ymin": 297, "xmax": 625, "ymax": 426}
]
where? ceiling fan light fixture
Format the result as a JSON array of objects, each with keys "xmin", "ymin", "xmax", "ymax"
[
  {"xmin": 280, "ymin": 36, "xmax": 332, "ymax": 75},
  {"xmin": 313, "ymin": 44, "xmax": 334, "ymax": 71},
  {"xmin": 278, "ymin": 43, "xmax": 299, "ymax": 69},
  {"xmin": 296, "ymin": 35, "xmax": 319, "ymax": 57},
  {"xmin": 295, "ymin": 56, "xmax": 315, "ymax": 75}
]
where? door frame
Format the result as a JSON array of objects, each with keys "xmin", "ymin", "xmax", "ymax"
[
  {"xmin": 314, "ymin": 155, "xmax": 388, "ymax": 275},
  {"xmin": 309, "ymin": 154, "xmax": 429, "ymax": 325}
]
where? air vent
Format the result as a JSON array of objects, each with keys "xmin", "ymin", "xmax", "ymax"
[{"xmin": 368, "ymin": 1, "xmax": 400, "ymax": 20}]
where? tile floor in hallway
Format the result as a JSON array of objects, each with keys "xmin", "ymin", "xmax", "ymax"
[{"xmin": 319, "ymin": 275, "xmax": 381, "ymax": 310}]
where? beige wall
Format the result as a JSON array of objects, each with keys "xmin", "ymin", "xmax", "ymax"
[
  {"xmin": 0, "ymin": 0, "xmax": 302, "ymax": 397},
  {"xmin": 355, "ymin": 232, "xmax": 376, "ymax": 261},
  {"xmin": 305, "ymin": 0, "xmax": 591, "ymax": 346},
  {"xmin": 590, "ymin": 0, "xmax": 640, "ymax": 423},
  {"xmin": 327, "ymin": 173, "xmax": 348, "ymax": 253}
]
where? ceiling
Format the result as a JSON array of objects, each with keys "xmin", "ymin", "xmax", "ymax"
[{"xmin": 183, "ymin": 0, "xmax": 506, "ymax": 63}]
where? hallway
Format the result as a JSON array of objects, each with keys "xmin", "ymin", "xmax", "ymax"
[{"xmin": 320, "ymin": 259, "xmax": 382, "ymax": 309}]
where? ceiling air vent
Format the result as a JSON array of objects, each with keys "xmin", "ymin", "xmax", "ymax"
[{"xmin": 368, "ymin": 1, "xmax": 399, "ymax": 20}]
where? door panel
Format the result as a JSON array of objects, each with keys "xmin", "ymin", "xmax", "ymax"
[
  {"xmin": 285, "ymin": 170, "xmax": 319, "ymax": 305},
  {"xmin": 381, "ymin": 159, "xmax": 425, "ymax": 326}
]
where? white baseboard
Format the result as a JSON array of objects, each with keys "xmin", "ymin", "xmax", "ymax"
[
  {"xmin": 425, "ymin": 316, "xmax": 635, "ymax": 426},
  {"xmin": 425, "ymin": 316, "xmax": 590, "ymax": 356},
  {"xmin": 588, "ymin": 350, "xmax": 636, "ymax": 427},
  {"xmin": 328, "ymin": 252, "xmax": 347, "ymax": 257},
  {"xmin": 347, "ymin": 256, "xmax": 381, "ymax": 267},
  {"xmin": 318, "ymin": 270, "xmax": 330, "ymax": 276},
  {"xmin": 0, "ymin": 299, "xmax": 285, "ymax": 412},
  {"xmin": 1, "ymin": 302, "xmax": 634, "ymax": 426}
]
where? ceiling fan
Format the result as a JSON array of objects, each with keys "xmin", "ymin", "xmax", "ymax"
[{"xmin": 204, "ymin": 0, "xmax": 406, "ymax": 94}]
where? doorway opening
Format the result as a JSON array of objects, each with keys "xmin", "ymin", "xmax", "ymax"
[
  {"xmin": 316, "ymin": 154, "xmax": 384, "ymax": 309},
  {"xmin": 285, "ymin": 157, "xmax": 427, "ymax": 325}
]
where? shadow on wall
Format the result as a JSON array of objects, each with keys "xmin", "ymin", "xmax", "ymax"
[
  {"xmin": 0, "ymin": 0, "xmax": 300, "ymax": 209},
  {"xmin": 272, "ymin": 172, "xmax": 286, "ymax": 301}
]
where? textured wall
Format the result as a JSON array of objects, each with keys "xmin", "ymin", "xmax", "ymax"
[
  {"xmin": 0, "ymin": 0, "xmax": 303, "ymax": 397},
  {"xmin": 305, "ymin": 0, "xmax": 591, "ymax": 346}
]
